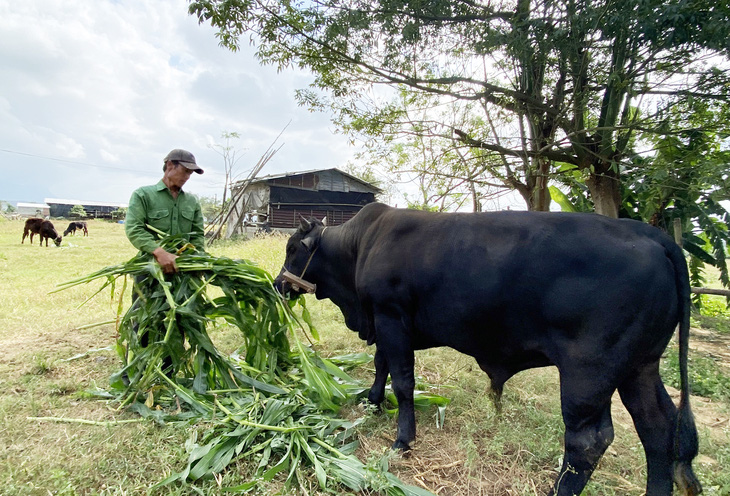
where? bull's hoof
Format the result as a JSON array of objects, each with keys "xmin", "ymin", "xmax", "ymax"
[
  {"xmin": 367, "ymin": 390, "xmax": 385, "ymax": 406},
  {"xmin": 391, "ymin": 439, "xmax": 411, "ymax": 451}
]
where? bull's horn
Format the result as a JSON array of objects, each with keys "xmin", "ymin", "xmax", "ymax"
[
  {"xmin": 322, "ymin": 216, "xmax": 328, "ymax": 226},
  {"xmin": 299, "ymin": 215, "xmax": 312, "ymax": 231}
]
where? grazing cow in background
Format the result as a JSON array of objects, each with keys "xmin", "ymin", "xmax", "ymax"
[
  {"xmin": 274, "ymin": 203, "xmax": 702, "ymax": 496},
  {"xmin": 39, "ymin": 220, "xmax": 62, "ymax": 246},
  {"xmin": 22, "ymin": 218, "xmax": 62, "ymax": 246},
  {"xmin": 21, "ymin": 218, "xmax": 44, "ymax": 244},
  {"xmin": 63, "ymin": 221, "xmax": 88, "ymax": 236}
]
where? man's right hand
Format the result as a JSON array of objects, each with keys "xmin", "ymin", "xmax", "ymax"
[{"xmin": 152, "ymin": 247, "xmax": 178, "ymax": 273}]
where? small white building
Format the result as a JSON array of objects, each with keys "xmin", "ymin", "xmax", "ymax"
[{"xmin": 16, "ymin": 202, "xmax": 50, "ymax": 218}]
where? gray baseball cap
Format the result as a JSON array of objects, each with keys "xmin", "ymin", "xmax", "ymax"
[{"xmin": 164, "ymin": 149, "xmax": 204, "ymax": 174}]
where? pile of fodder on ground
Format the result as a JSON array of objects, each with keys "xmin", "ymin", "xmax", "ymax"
[{"xmin": 57, "ymin": 233, "xmax": 436, "ymax": 495}]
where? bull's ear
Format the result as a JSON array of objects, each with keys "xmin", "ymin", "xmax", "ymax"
[
  {"xmin": 321, "ymin": 216, "xmax": 328, "ymax": 227},
  {"xmin": 299, "ymin": 216, "xmax": 312, "ymax": 232},
  {"xmin": 301, "ymin": 234, "xmax": 317, "ymax": 251}
]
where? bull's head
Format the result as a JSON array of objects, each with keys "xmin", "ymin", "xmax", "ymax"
[
  {"xmin": 53, "ymin": 236, "xmax": 62, "ymax": 247},
  {"xmin": 274, "ymin": 216, "xmax": 327, "ymax": 299}
]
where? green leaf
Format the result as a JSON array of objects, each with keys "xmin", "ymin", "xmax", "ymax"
[{"xmin": 548, "ymin": 186, "xmax": 577, "ymax": 213}]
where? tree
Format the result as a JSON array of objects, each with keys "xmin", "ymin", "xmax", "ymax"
[
  {"xmin": 554, "ymin": 94, "xmax": 730, "ymax": 299},
  {"xmin": 111, "ymin": 207, "xmax": 127, "ymax": 221},
  {"xmin": 69, "ymin": 204, "xmax": 87, "ymax": 218},
  {"xmin": 209, "ymin": 131, "xmax": 245, "ymax": 212},
  {"xmin": 190, "ymin": 0, "xmax": 730, "ymax": 217},
  {"xmin": 196, "ymin": 195, "xmax": 223, "ymax": 223}
]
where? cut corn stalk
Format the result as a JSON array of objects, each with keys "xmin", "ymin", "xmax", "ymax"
[{"xmin": 58, "ymin": 233, "xmax": 445, "ymax": 495}]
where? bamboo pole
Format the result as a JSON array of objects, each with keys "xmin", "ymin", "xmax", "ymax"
[{"xmin": 691, "ymin": 287, "xmax": 730, "ymax": 297}]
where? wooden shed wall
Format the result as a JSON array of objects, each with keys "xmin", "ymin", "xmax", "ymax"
[
  {"xmin": 227, "ymin": 169, "xmax": 379, "ymax": 234},
  {"xmin": 269, "ymin": 206, "xmax": 361, "ymax": 229}
]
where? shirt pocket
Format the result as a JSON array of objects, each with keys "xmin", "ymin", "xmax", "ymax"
[
  {"xmin": 148, "ymin": 208, "xmax": 172, "ymax": 234},
  {"xmin": 179, "ymin": 207, "xmax": 196, "ymax": 236}
]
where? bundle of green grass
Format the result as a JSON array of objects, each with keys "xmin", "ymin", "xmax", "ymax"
[{"xmin": 58, "ymin": 234, "xmax": 433, "ymax": 495}]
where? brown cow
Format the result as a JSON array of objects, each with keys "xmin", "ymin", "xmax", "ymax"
[
  {"xmin": 22, "ymin": 218, "xmax": 62, "ymax": 246},
  {"xmin": 21, "ymin": 218, "xmax": 43, "ymax": 244},
  {"xmin": 40, "ymin": 221, "xmax": 62, "ymax": 247}
]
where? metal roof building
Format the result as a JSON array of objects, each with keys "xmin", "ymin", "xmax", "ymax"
[
  {"xmin": 226, "ymin": 168, "xmax": 381, "ymax": 236},
  {"xmin": 45, "ymin": 198, "xmax": 128, "ymax": 218}
]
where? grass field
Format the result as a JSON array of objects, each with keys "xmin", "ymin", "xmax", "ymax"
[{"xmin": 0, "ymin": 216, "xmax": 728, "ymax": 495}]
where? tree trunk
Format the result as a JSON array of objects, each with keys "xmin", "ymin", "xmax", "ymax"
[
  {"xmin": 586, "ymin": 171, "xmax": 621, "ymax": 218},
  {"xmin": 470, "ymin": 180, "xmax": 482, "ymax": 212},
  {"xmin": 529, "ymin": 157, "xmax": 552, "ymax": 211}
]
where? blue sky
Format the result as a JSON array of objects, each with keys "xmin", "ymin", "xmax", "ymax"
[{"xmin": 0, "ymin": 0, "xmax": 365, "ymax": 205}]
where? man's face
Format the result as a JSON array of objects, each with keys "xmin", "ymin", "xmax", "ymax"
[{"xmin": 164, "ymin": 162, "xmax": 194, "ymax": 189}]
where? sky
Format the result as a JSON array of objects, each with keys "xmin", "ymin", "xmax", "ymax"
[{"xmin": 0, "ymin": 0, "xmax": 367, "ymax": 206}]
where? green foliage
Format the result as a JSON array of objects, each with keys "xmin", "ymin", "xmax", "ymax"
[
  {"xmin": 69, "ymin": 204, "xmax": 87, "ymax": 218},
  {"xmin": 699, "ymin": 297, "xmax": 730, "ymax": 319},
  {"xmin": 110, "ymin": 207, "xmax": 126, "ymax": 220},
  {"xmin": 548, "ymin": 186, "xmax": 577, "ymax": 213},
  {"xmin": 693, "ymin": 296, "xmax": 730, "ymax": 334},
  {"xmin": 405, "ymin": 197, "xmax": 440, "ymax": 211},
  {"xmin": 195, "ymin": 194, "xmax": 222, "ymax": 222},
  {"xmin": 190, "ymin": 0, "xmax": 730, "ymax": 215},
  {"xmin": 660, "ymin": 347, "xmax": 730, "ymax": 402},
  {"xmin": 550, "ymin": 91, "xmax": 730, "ymax": 298},
  {"xmin": 30, "ymin": 354, "xmax": 54, "ymax": 376},
  {"xmin": 619, "ymin": 96, "xmax": 730, "ymax": 299}
]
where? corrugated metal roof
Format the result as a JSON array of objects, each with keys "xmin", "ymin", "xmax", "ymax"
[{"xmin": 235, "ymin": 168, "xmax": 382, "ymax": 193}]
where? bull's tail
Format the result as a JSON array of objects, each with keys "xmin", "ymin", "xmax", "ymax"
[{"xmin": 667, "ymin": 242, "xmax": 702, "ymax": 495}]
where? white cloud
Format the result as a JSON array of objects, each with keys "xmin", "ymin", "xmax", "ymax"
[{"xmin": 0, "ymin": 0, "xmax": 363, "ymax": 204}]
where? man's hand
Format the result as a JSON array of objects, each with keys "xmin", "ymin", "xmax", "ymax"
[{"xmin": 152, "ymin": 247, "xmax": 178, "ymax": 273}]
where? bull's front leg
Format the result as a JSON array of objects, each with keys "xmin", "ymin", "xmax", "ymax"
[
  {"xmin": 374, "ymin": 312, "xmax": 416, "ymax": 451},
  {"xmin": 367, "ymin": 347, "xmax": 389, "ymax": 406}
]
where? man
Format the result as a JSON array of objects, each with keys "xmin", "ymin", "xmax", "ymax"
[
  {"xmin": 122, "ymin": 149, "xmax": 206, "ymax": 381},
  {"xmin": 125, "ymin": 149, "xmax": 206, "ymax": 271}
]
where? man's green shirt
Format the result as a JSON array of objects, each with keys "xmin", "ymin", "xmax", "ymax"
[{"xmin": 125, "ymin": 180, "xmax": 205, "ymax": 254}]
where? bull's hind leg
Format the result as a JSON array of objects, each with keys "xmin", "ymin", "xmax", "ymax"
[
  {"xmin": 550, "ymin": 374, "xmax": 615, "ymax": 496},
  {"xmin": 617, "ymin": 361, "xmax": 677, "ymax": 496}
]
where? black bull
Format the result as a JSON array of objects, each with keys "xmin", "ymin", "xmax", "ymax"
[{"xmin": 274, "ymin": 203, "xmax": 701, "ymax": 496}]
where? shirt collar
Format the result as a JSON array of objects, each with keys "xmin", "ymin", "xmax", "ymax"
[{"xmin": 156, "ymin": 179, "xmax": 184, "ymax": 195}]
